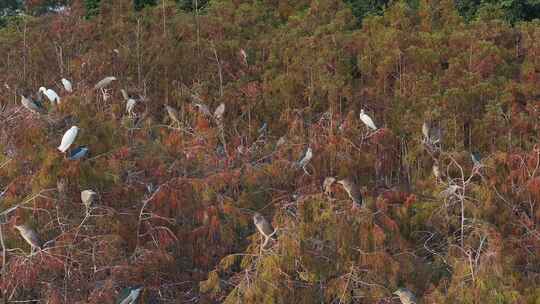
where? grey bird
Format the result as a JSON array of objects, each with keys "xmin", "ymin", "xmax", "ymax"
[
  {"xmin": 14, "ymin": 224, "xmax": 43, "ymax": 254},
  {"xmin": 116, "ymin": 286, "xmax": 143, "ymax": 304},
  {"xmin": 165, "ymin": 105, "xmax": 181, "ymax": 126},
  {"xmin": 337, "ymin": 178, "xmax": 362, "ymax": 209},
  {"xmin": 67, "ymin": 146, "xmax": 89, "ymax": 160},
  {"xmin": 253, "ymin": 212, "xmax": 276, "ymax": 248},
  {"xmin": 81, "ymin": 190, "xmax": 98, "ymax": 210},
  {"xmin": 471, "ymin": 151, "xmax": 482, "ymax": 167},
  {"xmin": 393, "ymin": 288, "xmax": 417, "ymax": 304},
  {"xmin": 323, "ymin": 177, "xmax": 336, "ymax": 196},
  {"xmin": 20, "ymin": 94, "xmax": 46, "ymax": 114},
  {"xmin": 297, "ymin": 147, "xmax": 313, "ymax": 174},
  {"xmin": 94, "ymin": 76, "xmax": 117, "ymax": 90}
]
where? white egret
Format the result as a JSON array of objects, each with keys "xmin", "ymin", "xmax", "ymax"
[
  {"xmin": 214, "ymin": 103, "xmax": 225, "ymax": 121},
  {"xmin": 297, "ymin": 147, "xmax": 313, "ymax": 172},
  {"xmin": 94, "ymin": 76, "xmax": 117, "ymax": 90},
  {"xmin": 39, "ymin": 87, "xmax": 60, "ymax": 104},
  {"xmin": 239, "ymin": 48, "xmax": 248, "ymax": 65},
  {"xmin": 58, "ymin": 126, "xmax": 79, "ymax": 153},
  {"xmin": 81, "ymin": 190, "xmax": 97, "ymax": 210},
  {"xmin": 359, "ymin": 109, "xmax": 377, "ymax": 130},
  {"xmin": 61, "ymin": 78, "xmax": 73, "ymax": 93},
  {"xmin": 126, "ymin": 98, "xmax": 136, "ymax": 116}
]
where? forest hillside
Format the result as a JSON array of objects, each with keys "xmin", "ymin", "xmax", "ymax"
[{"xmin": 0, "ymin": 0, "xmax": 539, "ymax": 303}]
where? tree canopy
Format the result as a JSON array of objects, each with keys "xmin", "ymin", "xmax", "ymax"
[{"xmin": 0, "ymin": 0, "xmax": 539, "ymax": 303}]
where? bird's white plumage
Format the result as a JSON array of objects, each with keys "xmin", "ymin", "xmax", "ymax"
[
  {"xmin": 126, "ymin": 98, "xmax": 136, "ymax": 115},
  {"xmin": 58, "ymin": 126, "xmax": 79, "ymax": 153},
  {"xmin": 422, "ymin": 121, "xmax": 430, "ymax": 140},
  {"xmin": 298, "ymin": 147, "xmax": 313, "ymax": 168},
  {"xmin": 94, "ymin": 76, "xmax": 117, "ymax": 89},
  {"xmin": 359, "ymin": 109, "xmax": 377, "ymax": 130},
  {"xmin": 81, "ymin": 190, "xmax": 97, "ymax": 209},
  {"xmin": 61, "ymin": 78, "xmax": 73, "ymax": 92},
  {"xmin": 214, "ymin": 103, "xmax": 225, "ymax": 121},
  {"xmin": 39, "ymin": 87, "xmax": 61, "ymax": 104}
]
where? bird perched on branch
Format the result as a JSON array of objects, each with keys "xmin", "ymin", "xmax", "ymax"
[
  {"xmin": 14, "ymin": 224, "xmax": 43, "ymax": 255},
  {"xmin": 337, "ymin": 178, "xmax": 363, "ymax": 209},
  {"xmin": 67, "ymin": 146, "xmax": 89, "ymax": 160},
  {"xmin": 296, "ymin": 147, "xmax": 313, "ymax": 174},
  {"xmin": 94, "ymin": 76, "xmax": 117, "ymax": 90},
  {"xmin": 323, "ymin": 177, "xmax": 336, "ymax": 197},
  {"xmin": 253, "ymin": 212, "xmax": 276, "ymax": 248},
  {"xmin": 58, "ymin": 126, "xmax": 79, "ymax": 153},
  {"xmin": 116, "ymin": 286, "xmax": 143, "ymax": 304},
  {"xmin": 61, "ymin": 78, "xmax": 73, "ymax": 93},
  {"xmin": 165, "ymin": 105, "xmax": 181, "ymax": 126},
  {"xmin": 39, "ymin": 87, "xmax": 60, "ymax": 104},
  {"xmin": 81, "ymin": 190, "xmax": 98, "ymax": 210},
  {"xmin": 393, "ymin": 288, "xmax": 417, "ymax": 304},
  {"xmin": 20, "ymin": 94, "xmax": 46, "ymax": 115},
  {"xmin": 359, "ymin": 109, "xmax": 377, "ymax": 130}
]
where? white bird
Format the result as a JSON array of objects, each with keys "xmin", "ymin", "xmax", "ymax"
[
  {"xmin": 432, "ymin": 163, "xmax": 441, "ymax": 180},
  {"xmin": 239, "ymin": 48, "xmax": 248, "ymax": 65},
  {"xmin": 422, "ymin": 121, "xmax": 430, "ymax": 141},
  {"xmin": 214, "ymin": 103, "xmax": 225, "ymax": 121},
  {"xmin": 81, "ymin": 190, "xmax": 97, "ymax": 210},
  {"xmin": 276, "ymin": 136, "xmax": 287, "ymax": 148},
  {"xmin": 323, "ymin": 177, "xmax": 336, "ymax": 196},
  {"xmin": 20, "ymin": 94, "xmax": 46, "ymax": 114},
  {"xmin": 61, "ymin": 78, "xmax": 73, "ymax": 93},
  {"xmin": 58, "ymin": 126, "xmax": 79, "ymax": 153},
  {"xmin": 165, "ymin": 105, "xmax": 180, "ymax": 125},
  {"xmin": 14, "ymin": 224, "xmax": 42, "ymax": 254},
  {"xmin": 126, "ymin": 98, "xmax": 136, "ymax": 116},
  {"xmin": 393, "ymin": 288, "xmax": 417, "ymax": 304},
  {"xmin": 297, "ymin": 147, "xmax": 313, "ymax": 170},
  {"xmin": 440, "ymin": 184, "xmax": 459, "ymax": 198},
  {"xmin": 39, "ymin": 87, "xmax": 60, "ymax": 104},
  {"xmin": 193, "ymin": 102, "xmax": 211, "ymax": 116},
  {"xmin": 359, "ymin": 109, "xmax": 377, "ymax": 130},
  {"xmin": 94, "ymin": 76, "xmax": 117, "ymax": 90}
]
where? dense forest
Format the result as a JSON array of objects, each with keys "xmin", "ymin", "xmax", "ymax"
[{"xmin": 0, "ymin": 0, "xmax": 539, "ymax": 303}]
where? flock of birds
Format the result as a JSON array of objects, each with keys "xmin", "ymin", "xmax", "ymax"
[{"xmin": 10, "ymin": 73, "xmax": 479, "ymax": 303}]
